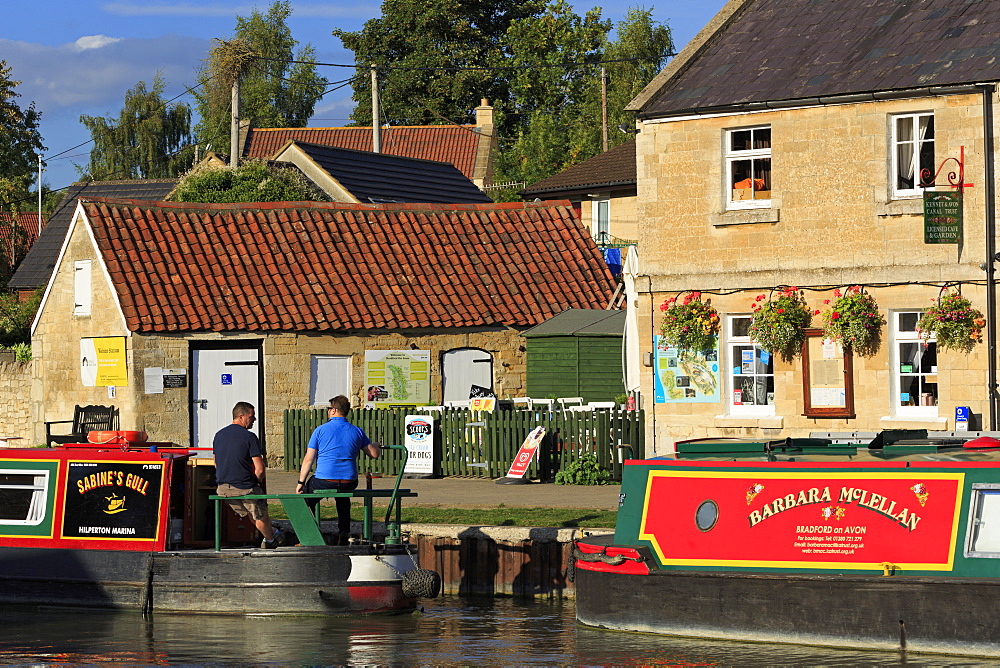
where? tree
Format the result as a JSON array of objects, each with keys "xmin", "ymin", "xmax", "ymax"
[
  {"xmin": 333, "ymin": 0, "xmax": 544, "ymax": 127},
  {"xmin": 0, "ymin": 60, "xmax": 44, "ymax": 215},
  {"xmin": 168, "ymin": 160, "xmax": 328, "ymax": 203},
  {"xmin": 79, "ymin": 74, "xmax": 193, "ymax": 180},
  {"xmin": 492, "ymin": 6, "xmax": 672, "ymax": 199},
  {"xmin": 194, "ymin": 1, "xmax": 327, "ymax": 153}
]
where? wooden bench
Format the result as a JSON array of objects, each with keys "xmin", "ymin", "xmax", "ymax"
[{"xmin": 45, "ymin": 405, "xmax": 119, "ymax": 446}]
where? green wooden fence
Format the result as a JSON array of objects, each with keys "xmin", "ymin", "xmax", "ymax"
[{"xmin": 283, "ymin": 407, "xmax": 645, "ymax": 481}]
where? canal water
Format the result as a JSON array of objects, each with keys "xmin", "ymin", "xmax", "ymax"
[{"xmin": 0, "ymin": 597, "xmax": 994, "ymax": 666}]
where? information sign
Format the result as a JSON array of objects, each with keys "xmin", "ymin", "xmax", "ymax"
[{"xmin": 924, "ymin": 191, "xmax": 962, "ymax": 244}]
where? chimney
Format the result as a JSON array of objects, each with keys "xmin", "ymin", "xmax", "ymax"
[{"xmin": 474, "ymin": 99, "xmax": 494, "ymax": 129}]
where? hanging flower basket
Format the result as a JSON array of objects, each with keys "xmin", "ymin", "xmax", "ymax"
[
  {"xmin": 818, "ymin": 286, "xmax": 885, "ymax": 357},
  {"xmin": 659, "ymin": 292, "xmax": 720, "ymax": 351},
  {"xmin": 917, "ymin": 290, "xmax": 986, "ymax": 353},
  {"xmin": 748, "ymin": 287, "xmax": 811, "ymax": 359}
]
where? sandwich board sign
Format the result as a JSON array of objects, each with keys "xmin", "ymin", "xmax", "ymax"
[
  {"xmin": 403, "ymin": 415, "xmax": 435, "ymax": 475},
  {"xmin": 504, "ymin": 426, "xmax": 545, "ymax": 480}
]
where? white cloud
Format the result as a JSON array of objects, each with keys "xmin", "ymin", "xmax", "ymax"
[
  {"xmin": 101, "ymin": 2, "xmax": 377, "ymax": 19},
  {"xmin": 74, "ymin": 35, "xmax": 123, "ymax": 51}
]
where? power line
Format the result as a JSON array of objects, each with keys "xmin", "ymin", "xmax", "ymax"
[{"xmin": 254, "ymin": 53, "xmax": 675, "ymax": 72}]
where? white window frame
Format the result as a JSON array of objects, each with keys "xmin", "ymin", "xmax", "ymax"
[
  {"xmin": 73, "ymin": 260, "xmax": 92, "ymax": 316},
  {"xmin": 890, "ymin": 112, "xmax": 935, "ymax": 200},
  {"xmin": 592, "ymin": 198, "xmax": 610, "ymax": 243},
  {"xmin": 0, "ymin": 469, "xmax": 49, "ymax": 526},
  {"xmin": 725, "ymin": 126, "xmax": 771, "ymax": 210},
  {"xmin": 726, "ymin": 315, "xmax": 775, "ymax": 416},
  {"xmin": 965, "ymin": 484, "xmax": 1000, "ymax": 558},
  {"xmin": 309, "ymin": 354, "xmax": 352, "ymax": 407},
  {"xmin": 890, "ymin": 310, "xmax": 938, "ymax": 418}
]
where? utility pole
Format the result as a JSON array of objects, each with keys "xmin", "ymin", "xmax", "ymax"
[
  {"xmin": 230, "ymin": 76, "xmax": 240, "ymax": 166},
  {"xmin": 371, "ymin": 65, "xmax": 381, "ymax": 153},
  {"xmin": 601, "ymin": 66, "xmax": 609, "ymax": 152},
  {"xmin": 37, "ymin": 154, "xmax": 43, "ymax": 229}
]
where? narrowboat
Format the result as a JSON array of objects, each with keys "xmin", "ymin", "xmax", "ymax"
[
  {"xmin": 574, "ymin": 430, "xmax": 1000, "ymax": 657},
  {"xmin": 0, "ymin": 440, "xmax": 440, "ymax": 615}
]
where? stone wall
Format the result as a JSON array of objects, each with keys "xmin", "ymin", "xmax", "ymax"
[
  {"xmin": 634, "ymin": 91, "xmax": 995, "ymax": 453},
  {"xmin": 0, "ymin": 361, "xmax": 33, "ymax": 444}
]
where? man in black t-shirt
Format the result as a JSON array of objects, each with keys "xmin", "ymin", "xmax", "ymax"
[{"xmin": 213, "ymin": 402, "xmax": 283, "ymax": 548}]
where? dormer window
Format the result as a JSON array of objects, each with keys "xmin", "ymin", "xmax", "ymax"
[{"xmin": 726, "ymin": 126, "xmax": 771, "ymax": 209}]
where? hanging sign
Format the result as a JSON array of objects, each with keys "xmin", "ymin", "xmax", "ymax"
[{"xmin": 924, "ymin": 192, "xmax": 962, "ymax": 244}]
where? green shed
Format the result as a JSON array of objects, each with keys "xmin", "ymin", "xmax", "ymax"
[{"xmin": 521, "ymin": 309, "xmax": 625, "ymax": 402}]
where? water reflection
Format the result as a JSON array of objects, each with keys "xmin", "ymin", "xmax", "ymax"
[{"xmin": 0, "ymin": 599, "xmax": 995, "ymax": 666}]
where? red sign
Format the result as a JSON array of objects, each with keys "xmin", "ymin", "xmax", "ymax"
[
  {"xmin": 639, "ymin": 470, "xmax": 964, "ymax": 571},
  {"xmin": 506, "ymin": 427, "xmax": 545, "ymax": 478}
]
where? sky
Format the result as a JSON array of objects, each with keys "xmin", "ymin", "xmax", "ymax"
[{"xmin": 1, "ymin": 0, "xmax": 726, "ymax": 190}]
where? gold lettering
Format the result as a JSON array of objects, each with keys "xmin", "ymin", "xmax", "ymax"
[
  {"xmin": 839, "ymin": 487, "xmax": 855, "ymax": 503},
  {"xmin": 748, "ymin": 510, "xmax": 762, "ymax": 527}
]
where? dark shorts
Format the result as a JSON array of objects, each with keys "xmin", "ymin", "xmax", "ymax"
[{"xmin": 216, "ymin": 483, "xmax": 268, "ymax": 521}]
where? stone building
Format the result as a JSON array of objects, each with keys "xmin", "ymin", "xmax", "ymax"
[
  {"xmin": 31, "ymin": 198, "xmax": 613, "ymax": 463},
  {"xmin": 627, "ymin": 0, "xmax": 1000, "ymax": 452}
]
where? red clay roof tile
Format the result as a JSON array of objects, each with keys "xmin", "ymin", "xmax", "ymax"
[{"xmin": 79, "ymin": 199, "xmax": 614, "ymax": 334}]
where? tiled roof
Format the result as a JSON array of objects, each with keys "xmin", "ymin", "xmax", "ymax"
[
  {"xmin": 640, "ymin": 0, "xmax": 1000, "ymax": 117},
  {"xmin": 286, "ymin": 142, "xmax": 492, "ymax": 204},
  {"xmin": 520, "ymin": 140, "xmax": 636, "ymax": 197},
  {"xmin": 0, "ymin": 213, "xmax": 40, "ymax": 271},
  {"xmin": 79, "ymin": 198, "xmax": 615, "ymax": 333},
  {"xmin": 245, "ymin": 126, "xmax": 483, "ymax": 180},
  {"xmin": 9, "ymin": 179, "xmax": 178, "ymax": 291}
]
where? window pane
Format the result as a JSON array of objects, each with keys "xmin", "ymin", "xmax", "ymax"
[
  {"xmin": 898, "ymin": 312, "xmax": 920, "ymax": 332},
  {"xmin": 730, "ymin": 130, "xmax": 752, "ymax": 151},
  {"xmin": 753, "ymin": 158, "xmax": 771, "ymax": 195},
  {"xmin": 731, "ymin": 317, "xmax": 751, "ymax": 338},
  {"xmin": 897, "ymin": 116, "xmax": 914, "ymax": 142},
  {"xmin": 919, "ymin": 140, "xmax": 935, "ymax": 186},
  {"xmin": 0, "ymin": 490, "xmax": 34, "ymax": 521},
  {"xmin": 753, "ymin": 127, "xmax": 771, "ymax": 149},
  {"xmin": 919, "ymin": 115, "xmax": 934, "ymax": 140},
  {"xmin": 897, "ymin": 143, "xmax": 915, "ymax": 190},
  {"xmin": 970, "ymin": 490, "xmax": 1000, "ymax": 553}
]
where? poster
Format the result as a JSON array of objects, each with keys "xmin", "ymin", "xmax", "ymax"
[
  {"xmin": 364, "ymin": 350, "xmax": 431, "ymax": 408},
  {"xmin": 403, "ymin": 415, "xmax": 435, "ymax": 474},
  {"xmin": 80, "ymin": 337, "xmax": 128, "ymax": 387},
  {"xmin": 653, "ymin": 335, "xmax": 720, "ymax": 403},
  {"xmin": 61, "ymin": 460, "xmax": 164, "ymax": 541},
  {"xmin": 639, "ymin": 469, "xmax": 963, "ymax": 570},
  {"xmin": 505, "ymin": 426, "xmax": 545, "ymax": 479}
]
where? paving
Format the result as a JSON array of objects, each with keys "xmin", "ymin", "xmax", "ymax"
[{"xmin": 266, "ymin": 469, "xmax": 620, "ymax": 510}]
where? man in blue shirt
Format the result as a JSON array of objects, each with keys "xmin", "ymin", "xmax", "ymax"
[
  {"xmin": 295, "ymin": 395, "xmax": 381, "ymax": 545},
  {"xmin": 213, "ymin": 402, "xmax": 283, "ymax": 549}
]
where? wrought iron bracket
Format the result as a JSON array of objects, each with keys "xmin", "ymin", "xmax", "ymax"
[{"xmin": 920, "ymin": 145, "xmax": 975, "ymax": 193}]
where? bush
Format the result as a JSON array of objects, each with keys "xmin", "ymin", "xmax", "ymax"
[
  {"xmin": 169, "ymin": 160, "xmax": 329, "ymax": 203},
  {"xmin": 555, "ymin": 452, "xmax": 612, "ymax": 486}
]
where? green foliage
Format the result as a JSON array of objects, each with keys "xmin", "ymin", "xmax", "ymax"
[
  {"xmin": 0, "ymin": 290, "xmax": 40, "ymax": 347},
  {"xmin": 555, "ymin": 451, "xmax": 611, "ymax": 486},
  {"xmin": 819, "ymin": 286, "xmax": 885, "ymax": 357},
  {"xmin": 0, "ymin": 60, "xmax": 45, "ymax": 216},
  {"xmin": 658, "ymin": 291, "xmax": 720, "ymax": 351},
  {"xmin": 614, "ymin": 393, "xmax": 629, "ymax": 405},
  {"xmin": 169, "ymin": 160, "xmax": 329, "ymax": 203},
  {"xmin": 748, "ymin": 287, "xmax": 812, "ymax": 360},
  {"xmin": 3, "ymin": 343, "xmax": 31, "ymax": 362},
  {"xmin": 194, "ymin": 1, "xmax": 327, "ymax": 152},
  {"xmin": 918, "ymin": 290, "xmax": 985, "ymax": 353},
  {"xmin": 79, "ymin": 74, "xmax": 193, "ymax": 180},
  {"xmin": 334, "ymin": 0, "xmax": 544, "ymax": 127},
  {"xmin": 494, "ymin": 5, "xmax": 672, "ymax": 189}
]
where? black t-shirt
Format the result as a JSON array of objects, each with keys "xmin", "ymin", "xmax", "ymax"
[{"xmin": 213, "ymin": 423, "xmax": 263, "ymax": 489}]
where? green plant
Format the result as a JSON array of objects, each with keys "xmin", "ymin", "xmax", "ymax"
[
  {"xmin": 748, "ymin": 287, "xmax": 811, "ymax": 360},
  {"xmin": 614, "ymin": 393, "xmax": 629, "ymax": 405},
  {"xmin": 555, "ymin": 452, "xmax": 612, "ymax": 486},
  {"xmin": 918, "ymin": 290, "xmax": 986, "ymax": 353},
  {"xmin": 659, "ymin": 291, "xmax": 720, "ymax": 351},
  {"xmin": 10, "ymin": 342, "xmax": 29, "ymax": 362},
  {"xmin": 818, "ymin": 286, "xmax": 885, "ymax": 356}
]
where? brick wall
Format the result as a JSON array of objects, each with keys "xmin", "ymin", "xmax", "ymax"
[{"xmin": 0, "ymin": 361, "xmax": 33, "ymax": 445}]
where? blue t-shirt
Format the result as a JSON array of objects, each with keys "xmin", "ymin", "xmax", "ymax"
[
  {"xmin": 213, "ymin": 423, "xmax": 263, "ymax": 489},
  {"xmin": 307, "ymin": 416, "xmax": 370, "ymax": 480}
]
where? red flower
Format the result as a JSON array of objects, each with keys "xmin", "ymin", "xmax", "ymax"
[
  {"xmin": 832, "ymin": 312, "xmax": 841, "ymax": 320},
  {"xmin": 777, "ymin": 308, "xmax": 785, "ymax": 314},
  {"xmin": 814, "ymin": 310, "xmax": 821, "ymax": 315},
  {"xmin": 833, "ymin": 289, "xmax": 842, "ymax": 298}
]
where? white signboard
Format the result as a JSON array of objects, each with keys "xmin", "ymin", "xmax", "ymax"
[
  {"xmin": 364, "ymin": 350, "xmax": 431, "ymax": 407},
  {"xmin": 404, "ymin": 414, "xmax": 435, "ymax": 474}
]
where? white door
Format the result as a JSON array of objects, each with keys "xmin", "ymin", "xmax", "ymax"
[
  {"xmin": 442, "ymin": 348, "xmax": 493, "ymax": 402},
  {"xmin": 191, "ymin": 346, "xmax": 262, "ymax": 449}
]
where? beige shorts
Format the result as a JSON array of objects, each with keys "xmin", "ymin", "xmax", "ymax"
[{"xmin": 216, "ymin": 483, "xmax": 268, "ymax": 521}]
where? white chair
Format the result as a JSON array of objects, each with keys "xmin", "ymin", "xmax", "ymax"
[
  {"xmin": 588, "ymin": 401, "xmax": 617, "ymax": 409},
  {"xmin": 557, "ymin": 397, "xmax": 584, "ymax": 408},
  {"xmin": 512, "ymin": 397, "xmax": 532, "ymax": 408},
  {"xmin": 530, "ymin": 398, "xmax": 555, "ymax": 410},
  {"xmin": 444, "ymin": 399, "xmax": 472, "ymax": 408}
]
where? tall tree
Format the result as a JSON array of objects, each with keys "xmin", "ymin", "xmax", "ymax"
[
  {"xmin": 0, "ymin": 60, "xmax": 44, "ymax": 215},
  {"xmin": 194, "ymin": 0, "xmax": 328, "ymax": 153},
  {"xmin": 492, "ymin": 6, "xmax": 672, "ymax": 199},
  {"xmin": 79, "ymin": 74, "xmax": 193, "ymax": 180},
  {"xmin": 333, "ymin": 0, "xmax": 544, "ymax": 127}
]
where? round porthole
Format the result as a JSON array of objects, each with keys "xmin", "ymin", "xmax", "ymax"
[{"xmin": 695, "ymin": 499, "xmax": 718, "ymax": 532}]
